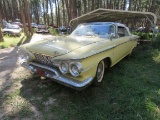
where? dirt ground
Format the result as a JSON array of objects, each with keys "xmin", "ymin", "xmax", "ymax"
[
  {"xmin": 0, "ymin": 33, "xmax": 53, "ymax": 119},
  {"xmin": 0, "ymin": 34, "xmax": 53, "ymax": 91}
]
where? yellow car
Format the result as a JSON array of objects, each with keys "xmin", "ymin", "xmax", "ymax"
[{"xmin": 18, "ymin": 22, "xmax": 139, "ymax": 90}]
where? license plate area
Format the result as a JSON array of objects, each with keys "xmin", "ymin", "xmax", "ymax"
[{"xmin": 37, "ymin": 68, "xmax": 45, "ymax": 77}]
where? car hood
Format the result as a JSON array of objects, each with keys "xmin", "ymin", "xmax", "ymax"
[{"xmin": 25, "ymin": 36, "xmax": 104, "ymax": 57}]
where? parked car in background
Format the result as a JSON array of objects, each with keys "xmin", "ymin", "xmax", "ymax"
[
  {"xmin": 31, "ymin": 23, "xmax": 38, "ymax": 28},
  {"xmin": 0, "ymin": 19, "xmax": 8, "ymax": 28},
  {"xmin": 36, "ymin": 24, "xmax": 49, "ymax": 33},
  {"xmin": 12, "ymin": 22, "xmax": 23, "ymax": 27},
  {"xmin": 135, "ymin": 27, "xmax": 146, "ymax": 32},
  {"xmin": 25, "ymin": 23, "xmax": 37, "ymax": 28},
  {"xmin": 59, "ymin": 26, "xmax": 71, "ymax": 35},
  {"xmin": 2, "ymin": 24, "xmax": 22, "ymax": 36},
  {"xmin": 18, "ymin": 22, "xmax": 139, "ymax": 90}
]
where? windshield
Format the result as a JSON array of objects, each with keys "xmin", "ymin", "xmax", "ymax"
[{"xmin": 70, "ymin": 24, "xmax": 112, "ymax": 38}]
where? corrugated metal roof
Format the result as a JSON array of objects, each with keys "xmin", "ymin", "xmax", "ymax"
[{"xmin": 70, "ymin": 8, "xmax": 157, "ymax": 30}]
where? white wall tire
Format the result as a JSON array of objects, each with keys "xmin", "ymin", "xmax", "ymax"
[{"xmin": 93, "ymin": 60, "xmax": 105, "ymax": 86}]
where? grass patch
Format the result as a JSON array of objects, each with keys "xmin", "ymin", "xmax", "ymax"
[
  {"xmin": 0, "ymin": 33, "xmax": 26, "ymax": 49},
  {"xmin": 0, "ymin": 45, "xmax": 160, "ymax": 120}
]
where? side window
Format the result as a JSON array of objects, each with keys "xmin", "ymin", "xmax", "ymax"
[
  {"xmin": 117, "ymin": 26, "xmax": 129, "ymax": 37},
  {"xmin": 109, "ymin": 25, "xmax": 115, "ymax": 34},
  {"xmin": 124, "ymin": 28, "xmax": 129, "ymax": 36}
]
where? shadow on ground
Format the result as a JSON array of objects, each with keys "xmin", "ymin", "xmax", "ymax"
[
  {"xmin": 17, "ymin": 34, "xmax": 33, "ymax": 46},
  {"xmin": 0, "ymin": 34, "xmax": 34, "ymax": 91},
  {"xmin": 0, "ymin": 47, "xmax": 19, "ymax": 90}
]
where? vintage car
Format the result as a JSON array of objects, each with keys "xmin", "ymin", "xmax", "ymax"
[
  {"xmin": 2, "ymin": 24, "xmax": 22, "ymax": 36},
  {"xmin": 18, "ymin": 22, "xmax": 139, "ymax": 90},
  {"xmin": 36, "ymin": 24, "xmax": 49, "ymax": 33},
  {"xmin": 12, "ymin": 22, "xmax": 23, "ymax": 27}
]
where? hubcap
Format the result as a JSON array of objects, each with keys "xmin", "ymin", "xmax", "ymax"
[{"xmin": 97, "ymin": 61, "xmax": 105, "ymax": 82}]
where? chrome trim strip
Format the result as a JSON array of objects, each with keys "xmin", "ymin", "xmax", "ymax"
[
  {"xmin": 92, "ymin": 45, "xmax": 116, "ymax": 55},
  {"xmin": 82, "ymin": 65, "xmax": 95, "ymax": 72},
  {"xmin": 21, "ymin": 62, "xmax": 94, "ymax": 90},
  {"xmin": 21, "ymin": 62, "xmax": 37, "ymax": 74},
  {"xmin": 81, "ymin": 38, "xmax": 137, "ymax": 59}
]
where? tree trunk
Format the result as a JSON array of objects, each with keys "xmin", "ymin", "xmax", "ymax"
[
  {"xmin": 42, "ymin": 0, "xmax": 46, "ymax": 24},
  {"xmin": 83, "ymin": 0, "xmax": 87, "ymax": 14},
  {"xmin": 117, "ymin": 0, "xmax": 120, "ymax": 9},
  {"xmin": 25, "ymin": 0, "xmax": 33, "ymax": 35},
  {"xmin": 87, "ymin": 0, "xmax": 90, "ymax": 12},
  {"xmin": 0, "ymin": 3, "xmax": 4, "ymax": 42},
  {"xmin": 65, "ymin": 0, "xmax": 71, "ymax": 25},
  {"xmin": 49, "ymin": 0, "xmax": 54, "ymax": 27},
  {"xmin": 62, "ymin": 0, "xmax": 65, "ymax": 26},
  {"xmin": 46, "ymin": 0, "xmax": 49, "ymax": 26},
  {"xmin": 123, "ymin": 0, "xmax": 126, "ymax": 10},
  {"xmin": 57, "ymin": 0, "xmax": 60, "ymax": 26},
  {"xmin": 95, "ymin": 0, "xmax": 99, "ymax": 9},
  {"xmin": 35, "ymin": 4, "xmax": 40, "ymax": 24},
  {"xmin": 3, "ymin": 0, "xmax": 8, "ymax": 20},
  {"xmin": 76, "ymin": 0, "xmax": 81, "ymax": 17},
  {"xmin": 71, "ymin": 0, "xmax": 77, "ymax": 18},
  {"xmin": 19, "ymin": 0, "xmax": 28, "ymax": 36},
  {"xmin": 134, "ymin": 0, "xmax": 138, "ymax": 11},
  {"xmin": 5, "ymin": 0, "xmax": 10, "ymax": 21},
  {"xmin": 91, "ymin": 0, "xmax": 95, "ymax": 11},
  {"xmin": 128, "ymin": 0, "xmax": 132, "ymax": 10},
  {"xmin": 55, "ymin": 0, "xmax": 58, "ymax": 27},
  {"xmin": 0, "ymin": 27, "xmax": 3, "ymax": 42}
]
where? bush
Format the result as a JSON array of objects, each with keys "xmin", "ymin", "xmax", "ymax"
[
  {"xmin": 132, "ymin": 32, "xmax": 153, "ymax": 40},
  {"xmin": 48, "ymin": 28, "xmax": 59, "ymax": 35},
  {"xmin": 152, "ymin": 33, "xmax": 160, "ymax": 47}
]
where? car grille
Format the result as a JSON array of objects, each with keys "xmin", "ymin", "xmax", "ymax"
[{"xmin": 32, "ymin": 52, "xmax": 54, "ymax": 65}]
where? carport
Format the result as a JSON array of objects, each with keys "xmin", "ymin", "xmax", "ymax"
[{"xmin": 70, "ymin": 8, "xmax": 157, "ymax": 31}]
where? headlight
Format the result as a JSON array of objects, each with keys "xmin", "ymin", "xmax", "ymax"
[
  {"xmin": 18, "ymin": 49, "xmax": 31, "ymax": 61},
  {"xmin": 69, "ymin": 62, "xmax": 82, "ymax": 77},
  {"xmin": 59, "ymin": 62, "xmax": 69, "ymax": 74}
]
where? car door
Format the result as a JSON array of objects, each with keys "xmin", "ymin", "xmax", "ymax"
[{"xmin": 111, "ymin": 26, "xmax": 131, "ymax": 65}]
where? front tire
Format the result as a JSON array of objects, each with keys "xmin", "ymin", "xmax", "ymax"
[{"xmin": 93, "ymin": 60, "xmax": 106, "ymax": 86}]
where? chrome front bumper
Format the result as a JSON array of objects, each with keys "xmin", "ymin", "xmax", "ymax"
[{"xmin": 21, "ymin": 62, "xmax": 93, "ymax": 90}]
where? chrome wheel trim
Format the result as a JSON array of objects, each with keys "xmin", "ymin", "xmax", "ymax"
[{"xmin": 97, "ymin": 60, "xmax": 105, "ymax": 82}]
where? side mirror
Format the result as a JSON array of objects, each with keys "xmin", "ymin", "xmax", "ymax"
[{"xmin": 110, "ymin": 33, "xmax": 116, "ymax": 40}]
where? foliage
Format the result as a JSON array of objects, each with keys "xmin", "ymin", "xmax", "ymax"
[
  {"xmin": 48, "ymin": 28, "xmax": 59, "ymax": 36},
  {"xmin": 0, "ymin": 33, "xmax": 26, "ymax": 49},
  {"xmin": 132, "ymin": 32, "xmax": 153, "ymax": 40},
  {"xmin": 152, "ymin": 33, "xmax": 160, "ymax": 47}
]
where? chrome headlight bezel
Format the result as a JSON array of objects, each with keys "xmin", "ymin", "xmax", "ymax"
[
  {"xmin": 69, "ymin": 62, "xmax": 82, "ymax": 77},
  {"xmin": 59, "ymin": 62, "xmax": 69, "ymax": 74},
  {"xmin": 18, "ymin": 49, "xmax": 31, "ymax": 61},
  {"xmin": 53, "ymin": 60, "xmax": 83, "ymax": 77}
]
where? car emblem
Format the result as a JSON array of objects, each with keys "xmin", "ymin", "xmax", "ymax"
[{"xmin": 53, "ymin": 51, "xmax": 59, "ymax": 56}]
